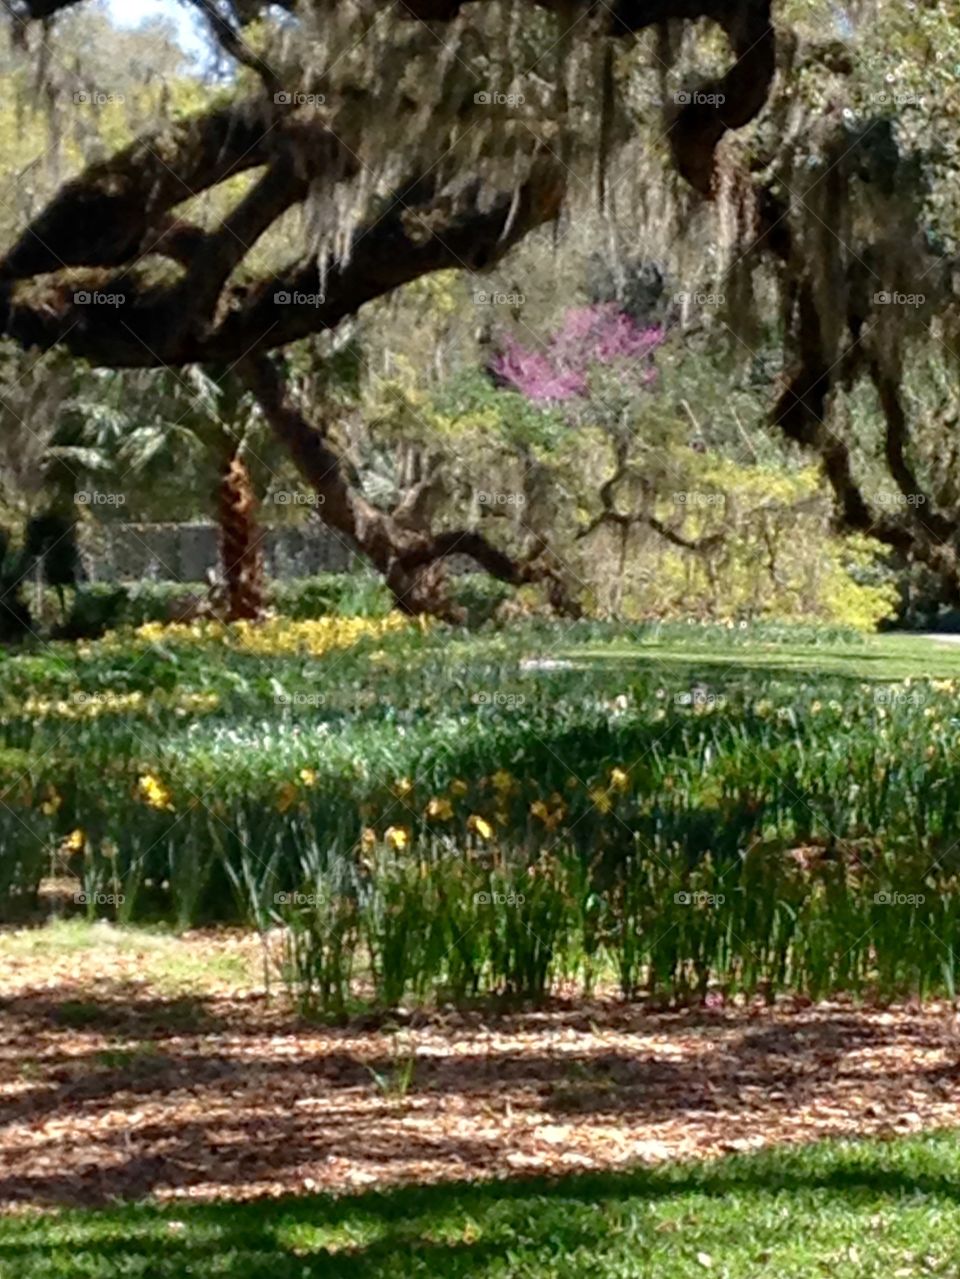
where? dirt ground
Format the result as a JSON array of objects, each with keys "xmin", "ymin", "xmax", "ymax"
[{"xmin": 2, "ymin": 924, "xmax": 959, "ymax": 1210}]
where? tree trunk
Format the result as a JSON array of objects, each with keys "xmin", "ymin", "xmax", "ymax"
[{"xmin": 218, "ymin": 448, "xmax": 263, "ymax": 622}]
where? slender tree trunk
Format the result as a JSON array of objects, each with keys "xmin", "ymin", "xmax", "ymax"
[{"xmin": 218, "ymin": 447, "xmax": 263, "ymax": 621}]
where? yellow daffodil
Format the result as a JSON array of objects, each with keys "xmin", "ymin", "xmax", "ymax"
[
  {"xmin": 491, "ymin": 769, "xmax": 516, "ymax": 795},
  {"xmin": 468, "ymin": 814, "xmax": 493, "ymax": 840},
  {"xmin": 62, "ymin": 828, "xmax": 85, "ymax": 854},
  {"xmin": 588, "ymin": 787, "xmax": 612, "ymax": 814},
  {"xmin": 137, "ymin": 773, "xmax": 174, "ymax": 811},
  {"xmin": 299, "ymin": 768, "xmax": 318, "ymax": 787},
  {"xmin": 426, "ymin": 797, "xmax": 454, "ymax": 821},
  {"xmin": 385, "ymin": 825, "xmax": 410, "ymax": 851},
  {"xmin": 40, "ymin": 787, "xmax": 62, "ymax": 816},
  {"xmin": 120, "ymin": 614, "xmax": 415, "ymax": 659},
  {"xmin": 360, "ymin": 826, "xmax": 377, "ymax": 850},
  {"xmin": 449, "ymin": 779, "xmax": 468, "ymax": 797},
  {"xmin": 609, "ymin": 767, "xmax": 629, "ymax": 791}
]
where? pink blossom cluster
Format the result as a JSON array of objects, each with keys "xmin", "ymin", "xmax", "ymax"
[{"xmin": 491, "ymin": 304, "xmax": 663, "ymax": 403}]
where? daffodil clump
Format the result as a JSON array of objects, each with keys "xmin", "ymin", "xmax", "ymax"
[
  {"xmin": 125, "ymin": 613, "xmax": 418, "ymax": 657},
  {"xmin": 9, "ymin": 690, "xmax": 220, "ymax": 723}
]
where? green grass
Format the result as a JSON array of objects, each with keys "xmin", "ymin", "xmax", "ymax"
[
  {"xmin": 3, "ymin": 1132, "xmax": 960, "ymax": 1277},
  {"xmin": 0, "ymin": 920, "xmax": 252, "ymax": 994},
  {"xmin": 570, "ymin": 626, "xmax": 960, "ymax": 680}
]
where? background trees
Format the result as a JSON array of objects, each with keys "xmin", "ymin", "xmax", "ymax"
[{"xmin": 0, "ymin": 0, "xmax": 957, "ymax": 623}]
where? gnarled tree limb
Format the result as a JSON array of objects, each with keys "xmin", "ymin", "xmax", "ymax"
[{"xmin": 240, "ymin": 352, "xmax": 580, "ymax": 616}]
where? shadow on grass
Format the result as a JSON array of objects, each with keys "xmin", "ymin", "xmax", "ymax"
[{"xmin": 1, "ymin": 1134, "xmax": 959, "ymax": 1277}]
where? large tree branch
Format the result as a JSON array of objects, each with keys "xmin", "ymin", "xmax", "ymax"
[
  {"xmin": 868, "ymin": 358, "xmax": 956, "ymax": 543},
  {"xmin": 1, "ymin": 165, "xmax": 564, "ymax": 366},
  {"xmin": 0, "ymin": 98, "xmax": 293, "ymax": 281},
  {"xmin": 187, "ymin": 0, "xmax": 282, "ymax": 93},
  {"xmin": 240, "ymin": 352, "xmax": 580, "ymax": 615}
]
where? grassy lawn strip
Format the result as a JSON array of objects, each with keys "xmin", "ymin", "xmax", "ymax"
[
  {"xmin": 569, "ymin": 629, "xmax": 960, "ymax": 680},
  {"xmin": 2, "ymin": 1132, "xmax": 958, "ymax": 1278}
]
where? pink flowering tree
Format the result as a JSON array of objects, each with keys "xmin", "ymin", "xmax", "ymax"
[
  {"xmin": 485, "ymin": 304, "xmax": 719, "ymax": 593},
  {"xmin": 490, "ymin": 304, "xmax": 664, "ymax": 405}
]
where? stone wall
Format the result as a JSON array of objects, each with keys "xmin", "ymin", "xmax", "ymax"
[{"xmin": 81, "ymin": 522, "xmax": 356, "ymax": 582}]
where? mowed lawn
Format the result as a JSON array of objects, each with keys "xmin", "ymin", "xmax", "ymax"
[
  {"xmin": 2, "ymin": 1133, "xmax": 959, "ymax": 1278},
  {"xmin": 565, "ymin": 627, "xmax": 960, "ymax": 682}
]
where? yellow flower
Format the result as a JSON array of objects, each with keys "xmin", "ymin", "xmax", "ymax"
[
  {"xmin": 385, "ymin": 825, "xmax": 409, "ymax": 851},
  {"xmin": 393, "ymin": 777, "xmax": 414, "ymax": 799},
  {"xmin": 449, "ymin": 779, "xmax": 468, "ymax": 797},
  {"xmin": 491, "ymin": 769, "xmax": 516, "ymax": 795},
  {"xmin": 589, "ymin": 787, "xmax": 612, "ymax": 814},
  {"xmin": 426, "ymin": 796, "xmax": 454, "ymax": 821},
  {"xmin": 530, "ymin": 799, "xmax": 550, "ymax": 822},
  {"xmin": 40, "ymin": 787, "xmax": 62, "ymax": 816},
  {"xmin": 137, "ymin": 774, "xmax": 173, "ymax": 811},
  {"xmin": 62, "ymin": 829, "xmax": 85, "ymax": 854},
  {"xmin": 468, "ymin": 814, "xmax": 493, "ymax": 840},
  {"xmin": 609, "ymin": 767, "xmax": 629, "ymax": 792},
  {"xmin": 299, "ymin": 768, "xmax": 318, "ymax": 787},
  {"xmin": 360, "ymin": 826, "xmax": 377, "ymax": 850}
]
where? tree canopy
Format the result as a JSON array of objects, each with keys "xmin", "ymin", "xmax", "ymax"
[{"xmin": 2, "ymin": 0, "xmax": 960, "ymax": 615}]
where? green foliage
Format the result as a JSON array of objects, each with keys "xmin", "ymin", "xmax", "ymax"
[
  {"xmin": 611, "ymin": 457, "xmax": 899, "ymax": 630},
  {"xmin": 4, "ymin": 620, "xmax": 960, "ymax": 1008}
]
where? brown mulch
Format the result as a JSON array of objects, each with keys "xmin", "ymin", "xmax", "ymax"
[{"xmin": 2, "ymin": 928, "xmax": 960, "ymax": 1211}]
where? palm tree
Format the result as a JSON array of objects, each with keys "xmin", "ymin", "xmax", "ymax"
[{"xmin": 80, "ymin": 365, "xmax": 267, "ymax": 621}]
